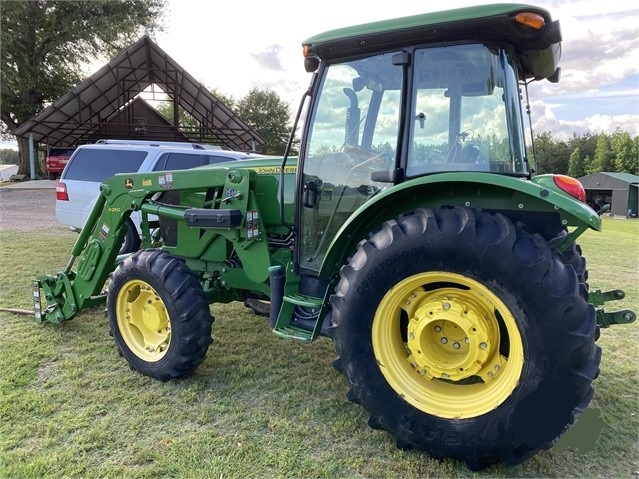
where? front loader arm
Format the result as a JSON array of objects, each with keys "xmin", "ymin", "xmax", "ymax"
[
  {"xmin": 34, "ymin": 166, "xmax": 255, "ymax": 324},
  {"xmin": 34, "ymin": 187, "xmax": 131, "ymax": 323}
]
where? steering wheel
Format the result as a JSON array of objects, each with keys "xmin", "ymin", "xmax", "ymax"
[{"xmin": 343, "ymin": 144, "xmax": 393, "ymax": 170}]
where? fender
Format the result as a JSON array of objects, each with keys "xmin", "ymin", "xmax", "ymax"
[{"xmin": 319, "ymin": 172, "xmax": 600, "ymax": 277}]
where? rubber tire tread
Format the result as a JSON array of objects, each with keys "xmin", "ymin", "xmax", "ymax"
[
  {"xmin": 329, "ymin": 206, "xmax": 599, "ymax": 469},
  {"xmin": 118, "ymin": 218, "xmax": 142, "ymax": 255},
  {"xmin": 107, "ymin": 249, "xmax": 213, "ymax": 381}
]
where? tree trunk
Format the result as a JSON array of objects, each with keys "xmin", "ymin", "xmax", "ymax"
[{"xmin": 16, "ymin": 136, "xmax": 44, "ymax": 178}]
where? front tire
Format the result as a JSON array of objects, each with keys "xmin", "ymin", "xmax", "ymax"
[
  {"xmin": 107, "ymin": 249, "xmax": 213, "ymax": 381},
  {"xmin": 329, "ymin": 206, "xmax": 599, "ymax": 468}
]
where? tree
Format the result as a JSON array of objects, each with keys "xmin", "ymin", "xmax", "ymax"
[
  {"xmin": 532, "ymin": 131, "xmax": 570, "ymax": 174},
  {"xmin": 588, "ymin": 133, "xmax": 614, "ymax": 173},
  {"xmin": 567, "ymin": 132, "xmax": 598, "ymax": 165},
  {"xmin": 0, "ymin": 148, "xmax": 19, "ymax": 165},
  {"xmin": 610, "ymin": 128, "xmax": 638, "ymax": 174},
  {"xmin": 1, "ymin": 0, "xmax": 166, "ymax": 176},
  {"xmin": 155, "ymin": 102, "xmax": 200, "ymax": 131},
  {"xmin": 156, "ymin": 88, "xmax": 293, "ymax": 153},
  {"xmin": 236, "ymin": 88, "xmax": 293, "ymax": 155},
  {"xmin": 567, "ymin": 147, "xmax": 585, "ymax": 178},
  {"xmin": 210, "ymin": 88, "xmax": 237, "ymax": 111},
  {"xmin": 155, "ymin": 88, "xmax": 238, "ymax": 145},
  {"xmin": 582, "ymin": 155, "xmax": 592, "ymax": 175}
]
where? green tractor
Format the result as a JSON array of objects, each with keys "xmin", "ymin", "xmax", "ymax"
[{"xmin": 34, "ymin": 4, "xmax": 635, "ymax": 469}]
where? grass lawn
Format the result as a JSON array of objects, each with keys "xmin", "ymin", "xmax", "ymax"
[{"xmin": 1, "ymin": 218, "xmax": 637, "ymax": 478}]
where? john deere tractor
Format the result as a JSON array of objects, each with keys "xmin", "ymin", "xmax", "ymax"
[{"xmin": 34, "ymin": 4, "xmax": 635, "ymax": 468}]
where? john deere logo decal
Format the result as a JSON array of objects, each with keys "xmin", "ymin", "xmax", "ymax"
[{"xmin": 124, "ymin": 177, "xmax": 134, "ymax": 189}]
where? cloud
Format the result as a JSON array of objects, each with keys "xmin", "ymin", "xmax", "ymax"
[
  {"xmin": 529, "ymin": 99, "xmax": 639, "ymax": 140},
  {"xmin": 250, "ymin": 44, "xmax": 285, "ymax": 71},
  {"xmin": 534, "ymin": 6, "xmax": 639, "ymax": 98}
]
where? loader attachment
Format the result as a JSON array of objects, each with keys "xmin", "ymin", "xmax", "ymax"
[
  {"xmin": 33, "ymin": 190, "xmax": 129, "ymax": 323},
  {"xmin": 33, "ymin": 166, "xmax": 260, "ymax": 324}
]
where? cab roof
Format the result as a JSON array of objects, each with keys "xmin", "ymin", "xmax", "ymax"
[{"xmin": 303, "ymin": 3, "xmax": 561, "ymax": 81}]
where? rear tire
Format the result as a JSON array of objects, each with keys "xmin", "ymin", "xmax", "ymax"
[
  {"xmin": 107, "ymin": 249, "xmax": 213, "ymax": 381},
  {"xmin": 329, "ymin": 206, "xmax": 599, "ymax": 468}
]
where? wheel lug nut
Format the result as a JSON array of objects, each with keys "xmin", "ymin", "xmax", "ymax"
[
  {"xmin": 434, "ymin": 325, "xmax": 442, "ymax": 332},
  {"xmin": 453, "ymin": 342, "xmax": 460, "ymax": 349},
  {"xmin": 480, "ymin": 342, "xmax": 487, "ymax": 349},
  {"xmin": 443, "ymin": 302, "xmax": 450, "ymax": 310},
  {"xmin": 441, "ymin": 337, "xmax": 448, "ymax": 344}
]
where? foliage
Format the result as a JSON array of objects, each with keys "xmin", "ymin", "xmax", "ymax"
[
  {"xmin": 236, "ymin": 88, "xmax": 293, "ymax": 155},
  {"xmin": 0, "ymin": 148, "xmax": 19, "ymax": 164},
  {"xmin": 533, "ymin": 130, "xmax": 638, "ymax": 177},
  {"xmin": 154, "ymin": 88, "xmax": 241, "ymax": 147},
  {"xmin": 589, "ymin": 134, "xmax": 615, "ymax": 174},
  {"xmin": 0, "ymin": 217, "xmax": 637, "ymax": 478},
  {"xmin": 0, "ymin": 0, "xmax": 166, "ymax": 175},
  {"xmin": 532, "ymin": 131, "xmax": 570, "ymax": 174},
  {"xmin": 209, "ymin": 88, "xmax": 237, "ymax": 110},
  {"xmin": 155, "ymin": 87, "xmax": 295, "ymax": 154},
  {"xmin": 610, "ymin": 128, "xmax": 639, "ymax": 174},
  {"xmin": 155, "ymin": 102, "xmax": 200, "ymax": 131},
  {"xmin": 567, "ymin": 147, "xmax": 584, "ymax": 178}
]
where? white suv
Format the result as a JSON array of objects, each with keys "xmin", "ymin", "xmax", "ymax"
[{"xmin": 56, "ymin": 140, "xmax": 264, "ymax": 252}]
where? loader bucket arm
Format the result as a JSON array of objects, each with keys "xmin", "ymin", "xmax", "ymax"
[
  {"xmin": 34, "ymin": 189, "xmax": 130, "ymax": 323},
  {"xmin": 33, "ymin": 166, "xmax": 255, "ymax": 323}
]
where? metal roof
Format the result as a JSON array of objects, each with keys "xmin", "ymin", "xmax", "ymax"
[
  {"xmin": 12, "ymin": 35, "xmax": 265, "ymax": 151},
  {"xmin": 579, "ymin": 172, "xmax": 639, "ymax": 189}
]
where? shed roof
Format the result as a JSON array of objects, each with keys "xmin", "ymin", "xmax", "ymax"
[
  {"xmin": 597, "ymin": 172, "xmax": 639, "ymax": 184},
  {"xmin": 579, "ymin": 172, "xmax": 639, "ymax": 189},
  {"xmin": 12, "ymin": 35, "xmax": 265, "ymax": 151}
]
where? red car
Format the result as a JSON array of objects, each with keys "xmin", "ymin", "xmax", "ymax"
[{"xmin": 45, "ymin": 147, "xmax": 76, "ymax": 179}]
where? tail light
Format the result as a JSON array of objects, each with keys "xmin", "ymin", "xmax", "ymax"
[
  {"xmin": 553, "ymin": 175, "xmax": 586, "ymax": 202},
  {"xmin": 56, "ymin": 182, "xmax": 69, "ymax": 201}
]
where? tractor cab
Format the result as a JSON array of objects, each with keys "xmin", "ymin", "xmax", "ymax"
[{"xmin": 294, "ymin": 5, "xmax": 561, "ymax": 272}]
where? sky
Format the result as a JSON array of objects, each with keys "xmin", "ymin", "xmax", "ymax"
[
  {"xmin": 146, "ymin": 0, "xmax": 638, "ymax": 142},
  {"xmin": 2, "ymin": 0, "xmax": 635, "ymax": 151}
]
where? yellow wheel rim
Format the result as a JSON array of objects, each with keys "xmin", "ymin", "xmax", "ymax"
[
  {"xmin": 372, "ymin": 272, "xmax": 524, "ymax": 419},
  {"xmin": 115, "ymin": 279, "xmax": 171, "ymax": 362}
]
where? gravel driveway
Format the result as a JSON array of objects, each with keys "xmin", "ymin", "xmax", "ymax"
[{"xmin": 0, "ymin": 186, "xmax": 63, "ymax": 231}]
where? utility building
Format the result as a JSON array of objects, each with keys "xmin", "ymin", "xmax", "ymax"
[{"xmin": 579, "ymin": 172, "xmax": 639, "ymax": 217}]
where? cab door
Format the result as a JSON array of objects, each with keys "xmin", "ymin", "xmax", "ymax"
[{"xmin": 297, "ymin": 52, "xmax": 403, "ymax": 272}]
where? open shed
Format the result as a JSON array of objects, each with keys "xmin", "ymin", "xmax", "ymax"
[
  {"xmin": 579, "ymin": 172, "xmax": 639, "ymax": 217},
  {"xmin": 12, "ymin": 35, "xmax": 265, "ymax": 154}
]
